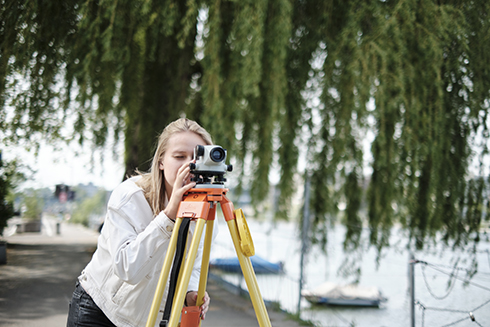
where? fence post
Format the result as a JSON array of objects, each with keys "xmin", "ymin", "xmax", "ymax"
[
  {"xmin": 410, "ymin": 253, "xmax": 415, "ymax": 327},
  {"xmin": 298, "ymin": 173, "xmax": 311, "ymax": 314}
]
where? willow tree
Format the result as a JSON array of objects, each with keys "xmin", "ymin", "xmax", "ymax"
[
  {"xmin": 1, "ymin": 0, "xmax": 490, "ymax": 255},
  {"xmin": 298, "ymin": 0, "xmax": 490, "ymax": 255}
]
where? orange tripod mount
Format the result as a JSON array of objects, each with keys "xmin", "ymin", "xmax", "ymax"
[{"xmin": 145, "ymin": 185, "xmax": 272, "ymax": 327}]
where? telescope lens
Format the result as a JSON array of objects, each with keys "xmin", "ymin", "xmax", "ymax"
[{"xmin": 210, "ymin": 147, "xmax": 226, "ymax": 162}]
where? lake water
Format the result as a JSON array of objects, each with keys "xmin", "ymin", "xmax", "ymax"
[{"xmin": 209, "ymin": 216, "xmax": 490, "ymax": 327}]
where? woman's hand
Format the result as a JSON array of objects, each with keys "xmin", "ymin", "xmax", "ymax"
[
  {"xmin": 185, "ymin": 291, "xmax": 210, "ymax": 320},
  {"xmin": 163, "ymin": 162, "xmax": 196, "ymax": 220}
]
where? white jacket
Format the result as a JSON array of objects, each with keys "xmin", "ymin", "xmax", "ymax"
[{"xmin": 79, "ymin": 176, "xmax": 208, "ymax": 327}]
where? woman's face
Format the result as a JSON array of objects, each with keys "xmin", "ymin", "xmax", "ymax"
[{"xmin": 159, "ymin": 131, "xmax": 206, "ymax": 196}]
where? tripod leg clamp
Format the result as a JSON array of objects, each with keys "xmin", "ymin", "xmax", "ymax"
[{"xmin": 235, "ymin": 208, "xmax": 255, "ymax": 257}]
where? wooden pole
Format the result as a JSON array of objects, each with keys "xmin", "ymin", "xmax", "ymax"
[
  {"xmin": 410, "ymin": 253, "xmax": 415, "ymax": 327},
  {"xmin": 298, "ymin": 173, "xmax": 311, "ymax": 314}
]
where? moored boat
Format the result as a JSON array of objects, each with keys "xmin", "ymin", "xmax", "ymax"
[
  {"xmin": 302, "ymin": 281, "xmax": 387, "ymax": 307},
  {"xmin": 210, "ymin": 255, "xmax": 284, "ymax": 274}
]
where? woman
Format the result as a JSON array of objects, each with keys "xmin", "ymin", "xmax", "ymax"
[{"xmin": 67, "ymin": 118, "xmax": 213, "ymax": 327}]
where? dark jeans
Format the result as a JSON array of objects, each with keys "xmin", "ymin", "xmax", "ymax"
[{"xmin": 66, "ymin": 282, "xmax": 116, "ymax": 327}]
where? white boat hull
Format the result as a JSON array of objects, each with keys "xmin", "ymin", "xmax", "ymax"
[{"xmin": 302, "ymin": 282, "xmax": 387, "ymax": 307}]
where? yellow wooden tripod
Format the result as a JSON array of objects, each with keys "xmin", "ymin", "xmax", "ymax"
[{"xmin": 145, "ymin": 185, "xmax": 272, "ymax": 327}]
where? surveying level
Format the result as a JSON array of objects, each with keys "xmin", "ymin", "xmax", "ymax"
[{"xmin": 145, "ymin": 146, "xmax": 272, "ymax": 327}]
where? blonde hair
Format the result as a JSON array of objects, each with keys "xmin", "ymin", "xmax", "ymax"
[{"xmin": 137, "ymin": 118, "xmax": 213, "ymax": 214}]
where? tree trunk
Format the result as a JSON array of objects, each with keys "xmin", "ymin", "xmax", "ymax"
[{"xmin": 123, "ymin": 30, "xmax": 198, "ymax": 178}]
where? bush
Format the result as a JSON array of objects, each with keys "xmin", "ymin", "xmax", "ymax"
[
  {"xmin": 0, "ymin": 154, "xmax": 28, "ymax": 236},
  {"xmin": 0, "ymin": 159, "xmax": 14, "ymax": 236},
  {"xmin": 71, "ymin": 189, "xmax": 108, "ymax": 227}
]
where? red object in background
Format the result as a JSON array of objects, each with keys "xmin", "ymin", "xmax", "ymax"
[{"xmin": 59, "ymin": 191, "xmax": 67, "ymax": 203}]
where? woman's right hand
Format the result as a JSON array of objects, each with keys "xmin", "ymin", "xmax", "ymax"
[{"xmin": 163, "ymin": 162, "xmax": 196, "ymax": 220}]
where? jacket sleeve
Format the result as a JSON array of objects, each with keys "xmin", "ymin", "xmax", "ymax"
[{"xmin": 104, "ymin": 187, "xmax": 176, "ymax": 285}]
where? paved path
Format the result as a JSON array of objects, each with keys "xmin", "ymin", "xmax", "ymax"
[
  {"xmin": 0, "ymin": 220, "xmax": 99, "ymax": 327},
  {"xmin": 0, "ymin": 218, "xmax": 303, "ymax": 327}
]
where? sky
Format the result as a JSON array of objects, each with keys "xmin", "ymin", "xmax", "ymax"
[
  {"xmin": 5, "ymin": 137, "xmax": 265, "ymax": 194},
  {"xmin": 2, "ymin": 118, "xmax": 372, "ymax": 193},
  {"xmin": 5, "ymin": 140, "xmax": 125, "ymax": 191}
]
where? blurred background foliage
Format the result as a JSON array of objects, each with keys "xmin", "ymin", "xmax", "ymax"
[
  {"xmin": 0, "ymin": 153, "xmax": 28, "ymax": 235},
  {"xmin": 21, "ymin": 191, "xmax": 43, "ymax": 220},
  {"xmin": 1, "ymin": 0, "xmax": 490, "ymax": 255},
  {"xmin": 70, "ymin": 188, "xmax": 108, "ymax": 227}
]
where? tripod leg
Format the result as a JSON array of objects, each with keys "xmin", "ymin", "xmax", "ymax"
[
  {"xmin": 146, "ymin": 218, "xmax": 184, "ymax": 327},
  {"xmin": 162, "ymin": 218, "xmax": 192, "ymax": 325},
  {"xmin": 226, "ymin": 219, "xmax": 272, "ymax": 327},
  {"xmin": 167, "ymin": 218, "xmax": 207, "ymax": 327},
  {"xmin": 173, "ymin": 223, "xmax": 191, "ymax": 303},
  {"xmin": 197, "ymin": 219, "xmax": 214, "ymax": 309}
]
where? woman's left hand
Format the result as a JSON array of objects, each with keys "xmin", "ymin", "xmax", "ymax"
[
  {"xmin": 185, "ymin": 291, "xmax": 210, "ymax": 320},
  {"xmin": 163, "ymin": 162, "xmax": 196, "ymax": 220}
]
